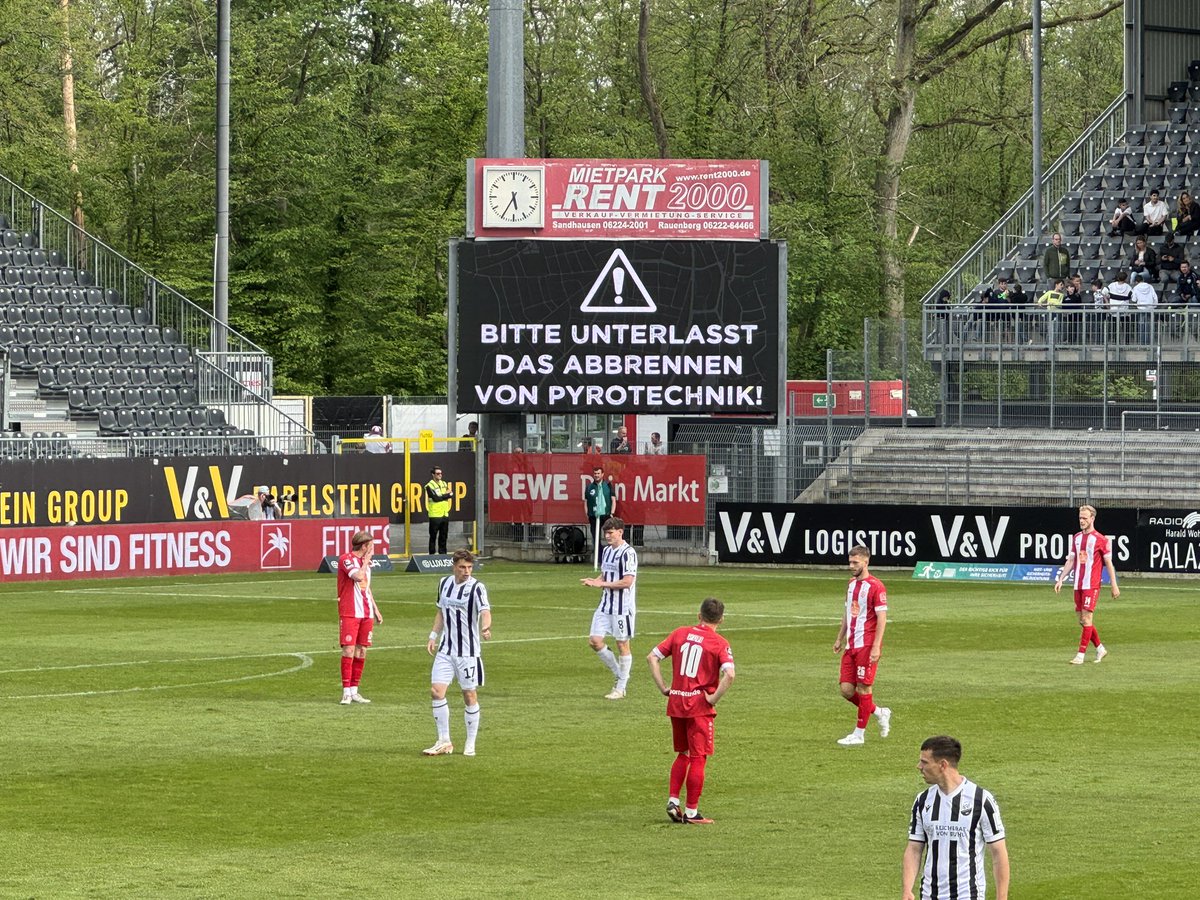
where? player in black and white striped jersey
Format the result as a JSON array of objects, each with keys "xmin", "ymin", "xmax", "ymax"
[
  {"xmin": 903, "ymin": 736, "xmax": 1009, "ymax": 900},
  {"xmin": 581, "ymin": 516, "xmax": 638, "ymax": 700},
  {"xmin": 423, "ymin": 549, "xmax": 491, "ymax": 757}
]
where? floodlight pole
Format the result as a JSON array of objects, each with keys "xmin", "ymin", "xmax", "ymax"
[
  {"xmin": 214, "ymin": 0, "xmax": 230, "ymax": 355},
  {"xmin": 1032, "ymin": 0, "xmax": 1043, "ymax": 239}
]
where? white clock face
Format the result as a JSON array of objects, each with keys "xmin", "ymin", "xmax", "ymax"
[{"xmin": 483, "ymin": 167, "xmax": 544, "ymax": 227}]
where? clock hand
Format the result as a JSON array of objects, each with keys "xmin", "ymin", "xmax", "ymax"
[{"xmin": 501, "ymin": 192, "xmax": 519, "ymax": 217}]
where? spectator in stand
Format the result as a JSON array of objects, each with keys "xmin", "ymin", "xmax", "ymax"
[
  {"xmin": 1128, "ymin": 235, "xmax": 1158, "ymax": 283},
  {"xmin": 976, "ymin": 276, "xmax": 1005, "ymax": 342},
  {"xmin": 580, "ymin": 437, "xmax": 601, "ymax": 455},
  {"xmin": 1175, "ymin": 192, "xmax": 1200, "ymax": 236},
  {"xmin": 1178, "ymin": 260, "xmax": 1198, "ymax": 304},
  {"xmin": 1006, "ymin": 279, "xmax": 1027, "ymax": 343},
  {"xmin": 1140, "ymin": 189, "xmax": 1170, "ymax": 236},
  {"xmin": 1158, "ymin": 232, "xmax": 1184, "ymax": 284},
  {"xmin": 1107, "ymin": 270, "xmax": 1133, "ymax": 343},
  {"xmin": 459, "ymin": 421, "xmax": 480, "ymax": 452},
  {"xmin": 1033, "ymin": 278, "xmax": 1065, "ymax": 343},
  {"xmin": 610, "ymin": 425, "xmax": 632, "ymax": 455},
  {"xmin": 1042, "ymin": 232, "xmax": 1072, "ymax": 283},
  {"xmin": 646, "ymin": 432, "xmax": 666, "ymax": 455},
  {"xmin": 1089, "ymin": 278, "xmax": 1109, "ymax": 343},
  {"xmin": 1132, "ymin": 272, "xmax": 1159, "ymax": 344},
  {"xmin": 1108, "ymin": 197, "xmax": 1136, "ymax": 236},
  {"xmin": 1179, "ymin": 260, "xmax": 1200, "ymax": 337},
  {"xmin": 1062, "ymin": 279, "xmax": 1085, "ymax": 344},
  {"xmin": 363, "ymin": 424, "xmax": 392, "ymax": 454}
]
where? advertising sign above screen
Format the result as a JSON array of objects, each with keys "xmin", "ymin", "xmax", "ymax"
[
  {"xmin": 469, "ymin": 159, "xmax": 765, "ymax": 240},
  {"xmin": 456, "ymin": 240, "xmax": 783, "ymax": 415}
]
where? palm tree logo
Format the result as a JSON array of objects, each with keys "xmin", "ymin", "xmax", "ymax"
[{"xmin": 261, "ymin": 525, "xmax": 291, "ymax": 567}]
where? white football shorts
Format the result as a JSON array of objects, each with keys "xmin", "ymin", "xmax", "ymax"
[
  {"xmin": 430, "ymin": 652, "xmax": 485, "ymax": 690},
  {"xmin": 590, "ymin": 608, "xmax": 636, "ymax": 642}
]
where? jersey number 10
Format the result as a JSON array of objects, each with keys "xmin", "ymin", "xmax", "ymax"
[{"xmin": 678, "ymin": 643, "xmax": 703, "ymax": 678}]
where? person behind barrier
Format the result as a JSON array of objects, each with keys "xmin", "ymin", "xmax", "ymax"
[
  {"xmin": 584, "ymin": 465, "xmax": 615, "ymax": 549},
  {"xmin": 424, "ymin": 466, "xmax": 453, "ymax": 555}
]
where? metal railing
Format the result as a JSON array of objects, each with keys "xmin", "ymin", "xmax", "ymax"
[
  {"xmin": 0, "ymin": 432, "xmax": 311, "ymax": 460},
  {"xmin": 195, "ymin": 355, "xmax": 315, "ymax": 453},
  {"xmin": 920, "ymin": 94, "xmax": 1127, "ymax": 306},
  {"xmin": 810, "ymin": 460, "xmax": 1081, "ymax": 506}
]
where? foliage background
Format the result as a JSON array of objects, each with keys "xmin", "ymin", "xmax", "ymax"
[{"xmin": 0, "ymin": 0, "xmax": 1122, "ymax": 393}]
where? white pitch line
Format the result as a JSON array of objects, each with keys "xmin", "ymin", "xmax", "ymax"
[
  {"xmin": 1, "ymin": 653, "xmax": 313, "ymax": 700},
  {"xmin": 0, "ymin": 621, "xmax": 825, "ymax": 700}
]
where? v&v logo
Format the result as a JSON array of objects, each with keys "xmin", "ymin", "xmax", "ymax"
[
  {"xmin": 718, "ymin": 510, "xmax": 795, "ymax": 554},
  {"xmin": 163, "ymin": 464, "xmax": 244, "ymax": 520},
  {"xmin": 930, "ymin": 514, "xmax": 1009, "ymax": 558},
  {"xmin": 261, "ymin": 523, "xmax": 292, "ymax": 569}
]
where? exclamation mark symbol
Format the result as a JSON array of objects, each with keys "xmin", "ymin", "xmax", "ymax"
[{"xmin": 613, "ymin": 268, "xmax": 625, "ymax": 305}]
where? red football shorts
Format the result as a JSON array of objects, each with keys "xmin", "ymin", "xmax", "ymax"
[
  {"xmin": 339, "ymin": 616, "xmax": 374, "ymax": 647},
  {"xmin": 1074, "ymin": 588, "xmax": 1099, "ymax": 613},
  {"xmin": 840, "ymin": 647, "xmax": 878, "ymax": 686},
  {"xmin": 672, "ymin": 715, "xmax": 715, "ymax": 757}
]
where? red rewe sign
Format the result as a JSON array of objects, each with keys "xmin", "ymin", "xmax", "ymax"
[
  {"xmin": 0, "ymin": 518, "xmax": 389, "ymax": 582},
  {"xmin": 470, "ymin": 159, "xmax": 765, "ymax": 240},
  {"xmin": 487, "ymin": 453, "xmax": 706, "ymax": 526}
]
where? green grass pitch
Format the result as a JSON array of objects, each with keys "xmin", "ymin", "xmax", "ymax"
[{"xmin": 0, "ymin": 563, "xmax": 1195, "ymax": 899}]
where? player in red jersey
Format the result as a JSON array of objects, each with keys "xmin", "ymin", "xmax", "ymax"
[
  {"xmin": 336, "ymin": 531, "xmax": 383, "ymax": 704},
  {"xmin": 833, "ymin": 545, "xmax": 891, "ymax": 746},
  {"xmin": 1054, "ymin": 505, "xmax": 1120, "ymax": 664},
  {"xmin": 647, "ymin": 597, "xmax": 735, "ymax": 825}
]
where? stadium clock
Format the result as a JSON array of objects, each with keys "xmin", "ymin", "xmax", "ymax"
[{"xmin": 482, "ymin": 165, "xmax": 545, "ymax": 228}]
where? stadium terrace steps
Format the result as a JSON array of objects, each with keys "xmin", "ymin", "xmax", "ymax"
[{"xmin": 799, "ymin": 428, "xmax": 1194, "ymax": 507}]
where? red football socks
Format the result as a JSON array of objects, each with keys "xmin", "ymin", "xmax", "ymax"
[
  {"xmin": 669, "ymin": 754, "xmax": 689, "ymax": 798},
  {"xmin": 1090, "ymin": 626, "xmax": 1102, "ymax": 647},
  {"xmin": 685, "ymin": 754, "xmax": 707, "ymax": 806},
  {"xmin": 340, "ymin": 656, "xmax": 353, "ymax": 688},
  {"xmin": 856, "ymin": 694, "xmax": 876, "ymax": 728},
  {"xmin": 1078, "ymin": 626, "xmax": 1093, "ymax": 654},
  {"xmin": 351, "ymin": 657, "xmax": 365, "ymax": 687}
]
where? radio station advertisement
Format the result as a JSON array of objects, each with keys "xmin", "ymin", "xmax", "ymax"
[
  {"xmin": 715, "ymin": 503, "xmax": 1138, "ymax": 568},
  {"xmin": 0, "ymin": 454, "xmax": 475, "ymax": 528},
  {"xmin": 1136, "ymin": 508, "xmax": 1200, "ymax": 573},
  {"xmin": 470, "ymin": 158, "xmax": 764, "ymax": 241},
  {"xmin": 456, "ymin": 239, "xmax": 783, "ymax": 415},
  {"xmin": 488, "ymin": 452, "xmax": 707, "ymax": 526},
  {"xmin": 0, "ymin": 518, "xmax": 389, "ymax": 582}
]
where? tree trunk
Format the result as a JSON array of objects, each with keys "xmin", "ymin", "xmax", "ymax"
[
  {"xmin": 874, "ymin": 0, "xmax": 918, "ymax": 321},
  {"xmin": 60, "ymin": 0, "xmax": 86, "ymax": 269},
  {"xmin": 638, "ymin": 0, "xmax": 670, "ymax": 158}
]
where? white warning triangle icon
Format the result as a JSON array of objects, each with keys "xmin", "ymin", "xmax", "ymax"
[{"xmin": 580, "ymin": 249, "xmax": 656, "ymax": 314}]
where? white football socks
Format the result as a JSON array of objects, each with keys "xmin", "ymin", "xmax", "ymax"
[
  {"xmin": 432, "ymin": 698, "xmax": 450, "ymax": 742},
  {"xmin": 616, "ymin": 654, "xmax": 633, "ymax": 691},
  {"xmin": 595, "ymin": 646, "xmax": 621, "ymax": 677},
  {"xmin": 465, "ymin": 704, "xmax": 480, "ymax": 746}
]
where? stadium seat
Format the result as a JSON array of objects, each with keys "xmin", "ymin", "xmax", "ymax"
[
  {"xmin": 118, "ymin": 346, "xmax": 138, "ymax": 366},
  {"xmin": 37, "ymin": 366, "xmax": 58, "ymax": 394},
  {"xmin": 113, "ymin": 307, "xmax": 133, "ymax": 327},
  {"xmin": 89, "ymin": 326, "xmax": 109, "ymax": 344},
  {"xmin": 42, "ymin": 306, "xmax": 61, "ymax": 326},
  {"xmin": 11, "ymin": 286, "xmax": 30, "ymax": 304},
  {"xmin": 98, "ymin": 409, "xmax": 121, "ymax": 433},
  {"xmin": 152, "ymin": 409, "xmax": 173, "ymax": 429},
  {"xmin": 82, "ymin": 346, "xmax": 101, "ymax": 367},
  {"xmin": 1079, "ymin": 172, "xmax": 1103, "ymax": 192},
  {"xmin": 4, "ymin": 307, "xmax": 21, "ymax": 325},
  {"xmin": 1174, "ymin": 80, "xmax": 1193, "ymax": 103},
  {"xmin": 62, "ymin": 346, "xmax": 82, "ymax": 366},
  {"xmin": 170, "ymin": 409, "xmax": 191, "ymax": 429},
  {"xmin": 1190, "ymin": 83, "xmax": 1200, "ymax": 102},
  {"xmin": 96, "ymin": 307, "xmax": 116, "ymax": 327},
  {"xmin": 1101, "ymin": 237, "xmax": 1125, "ymax": 259},
  {"xmin": 122, "ymin": 387, "xmax": 143, "ymax": 408},
  {"xmin": 1, "ymin": 230, "xmax": 19, "ymax": 249},
  {"xmin": 1166, "ymin": 124, "xmax": 1189, "ymax": 147},
  {"xmin": 103, "ymin": 387, "xmax": 125, "ymax": 409},
  {"xmin": 75, "ymin": 366, "xmax": 94, "ymax": 387},
  {"xmin": 136, "ymin": 346, "xmax": 156, "ymax": 366},
  {"xmin": 1101, "ymin": 169, "xmax": 1124, "ymax": 191},
  {"xmin": 161, "ymin": 326, "xmax": 179, "ymax": 345},
  {"xmin": 33, "ymin": 325, "xmax": 53, "ymax": 345},
  {"xmin": 1165, "ymin": 171, "xmax": 1187, "ymax": 191},
  {"xmin": 132, "ymin": 307, "xmax": 150, "ymax": 326},
  {"xmin": 206, "ymin": 408, "xmax": 227, "ymax": 428},
  {"xmin": 1124, "ymin": 168, "xmax": 1145, "ymax": 192},
  {"xmin": 115, "ymin": 409, "xmax": 136, "ymax": 433},
  {"xmin": 1060, "ymin": 192, "xmax": 1082, "ymax": 214},
  {"xmin": 111, "ymin": 367, "xmax": 131, "ymax": 387},
  {"xmin": 1125, "ymin": 126, "xmax": 1146, "ymax": 147},
  {"xmin": 100, "ymin": 346, "xmax": 120, "ymax": 367},
  {"xmin": 165, "ymin": 366, "xmax": 184, "ymax": 386},
  {"xmin": 47, "ymin": 249, "xmax": 64, "ymax": 266},
  {"xmin": 43, "ymin": 346, "xmax": 64, "ymax": 367},
  {"xmin": 19, "ymin": 232, "xmax": 35, "ymax": 249},
  {"xmin": 56, "ymin": 268, "xmax": 76, "ymax": 287},
  {"xmin": 125, "ymin": 326, "xmax": 144, "ymax": 343},
  {"xmin": 1144, "ymin": 149, "xmax": 1166, "ymax": 169},
  {"xmin": 51, "ymin": 324, "xmax": 71, "ymax": 344},
  {"xmin": 134, "ymin": 409, "xmax": 154, "ymax": 430},
  {"xmin": 144, "ymin": 326, "xmax": 162, "ymax": 345},
  {"xmin": 84, "ymin": 288, "xmax": 102, "ymax": 304},
  {"xmin": 1146, "ymin": 124, "xmax": 1168, "ymax": 146},
  {"xmin": 180, "ymin": 388, "xmax": 199, "ymax": 409},
  {"xmin": 92, "ymin": 367, "xmax": 113, "ymax": 387},
  {"xmin": 130, "ymin": 368, "xmax": 149, "ymax": 387},
  {"xmin": 142, "ymin": 388, "xmax": 161, "ymax": 407},
  {"xmin": 103, "ymin": 289, "xmax": 121, "ymax": 305},
  {"xmin": 1164, "ymin": 149, "xmax": 1188, "ymax": 170},
  {"xmin": 1078, "ymin": 237, "xmax": 1102, "ymax": 259},
  {"xmin": 75, "ymin": 269, "xmax": 94, "ymax": 287},
  {"xmin": 27, "ymin": 249, "xmax": 46, "ymax": 268},
  {"xmin": 148, "ymin": 367, "xmax": 166, "ymax": 387},
  {"xmin": 83, "ymin": 387, "xmax": 105, "ymax": 411},
  {"xmin": 1081, "ymin": 192, "xmax": 1104, "ymax": 214},
  {"xmin": 1168, "ymin": 104, "xmax": 1189, "ymax": 125}
]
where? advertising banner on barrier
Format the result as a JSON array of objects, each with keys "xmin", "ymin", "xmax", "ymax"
[
  {"xmin": 0, "ymin": 518, "xmax": 389, "ymax": 582},
  {"xmin": 487, "ymin": 452, "xmax": 707, "ymax": 526},
  {"xmin": 911, "ymin": 562, "xmax": 1094, "ymax": 583},
  {"xmin": 1137, "ymin": 508, "xmax": 1200, "ymax": 572},
  {"xmin": 0, "ymin": 453, "xmax": 475, "ymax": 528},
  {"xmin": 456, "ymin": 240, "xmax": 783, "ymax": 415},
  {"xmin": 469, "ymin": 159, "xmax": 764, "ymax": 241},
  {"xmin": 715, "ymin": 503, "xmax": 1138, "ymax": 568}
]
